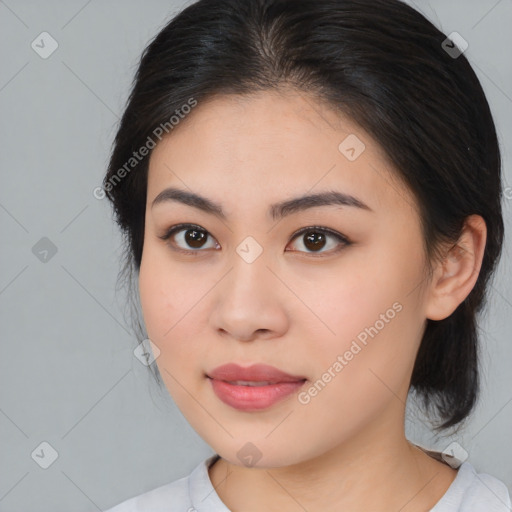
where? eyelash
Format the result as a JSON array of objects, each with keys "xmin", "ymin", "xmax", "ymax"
[{"xmin": 158, "ymin": 223, "xmax": 351, "ymax": 257}]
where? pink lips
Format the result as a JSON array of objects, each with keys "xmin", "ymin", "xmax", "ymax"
[{"xmin": 207, "ymin": 363, "xmax": 307, "ymax": 411}]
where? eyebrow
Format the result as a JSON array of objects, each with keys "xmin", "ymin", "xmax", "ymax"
[{"xmin": 151, "ymin": 186, "xmax": 373, "ymax": 221}]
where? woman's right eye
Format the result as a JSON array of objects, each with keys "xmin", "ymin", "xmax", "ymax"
[{"xmin": 158, "ymin": 224, "xmax": 220, "ymax": 253}]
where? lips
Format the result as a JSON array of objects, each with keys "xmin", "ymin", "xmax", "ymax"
[
  {"xmin": 207, "ymin": 363, "xmax": 306, "ymax": 384},
  {"xmin": 206, "ymin": 363, "xmax": 307, "ymax": 411}
]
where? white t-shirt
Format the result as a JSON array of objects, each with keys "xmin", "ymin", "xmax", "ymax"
[{"xmin": 105, "ymin": 451, "xmax": 511, "ymax": 511}]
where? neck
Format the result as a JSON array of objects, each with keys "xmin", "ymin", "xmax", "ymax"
[{"xmin": 208, "ymin": 405, "xmax": 457, "ymax": 512}]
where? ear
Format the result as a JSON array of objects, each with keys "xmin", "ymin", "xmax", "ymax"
[{"xmin": 424, "ymin": 215, "xmax": 487, "ymax": 321}]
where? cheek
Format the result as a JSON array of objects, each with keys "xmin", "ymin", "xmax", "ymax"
[
  {"xmin": 297, "ymin": 241, "xmax": 426, "ymax": 394},
  {"xmin": 138, "ymin": 258, "xmax": 173, "ymax": 341},
  {"xmin": 291, "ymin": 275, "xmax": 422, "ymax": 446},
  {"xmin": 138, "ymin": 247, "xmax": 215, "ymax": 387},
  {"xmin": 138, "ymin": 244, "xmax": 198, "ymax": 340}
]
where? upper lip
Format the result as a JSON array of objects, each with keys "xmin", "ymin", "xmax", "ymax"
[{"xmin": 207, "ymin": 363, "xmax": 306, "ymax": 383}]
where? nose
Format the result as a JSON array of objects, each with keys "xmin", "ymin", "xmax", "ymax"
[{"xmin": 209, "ymin": 251, "xmax": 289, "ymax": 342}]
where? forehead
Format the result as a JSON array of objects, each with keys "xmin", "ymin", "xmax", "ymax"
[{"xmin": 147, "ymin": 90, "xmax": 417, "ymax": 218}]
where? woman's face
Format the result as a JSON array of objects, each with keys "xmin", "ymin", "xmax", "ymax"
[{"xmin": 139, "ymin": 90, "xmax": 432, "ymax": 467}]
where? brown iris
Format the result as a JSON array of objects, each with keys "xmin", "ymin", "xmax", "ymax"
[
  {"xmin": 303, "ymin": 231, "xmax": 326, "ymax": 251},
  {"xmin": 185, "ymin": 228, "xmax": 208, "ymax": 248}
]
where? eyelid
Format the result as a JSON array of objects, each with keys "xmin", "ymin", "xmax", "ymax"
[
  {"xmin": 158, "ymin": 223, "xmax": 220, "ymax": 255},
  {"xmin": 158, "ymin": 223, "xmax": 210, "ymax": 241},
  {"xmin": 288, "ymin": 225, "xmax": 349, "ymax": 243},
  {"xmin": 286, "ymin": 226, "xmax": 350, "ymax": 255},
  {"xmin": 159, "ymin": 223, "xmax": 350, "ymax": 255}
]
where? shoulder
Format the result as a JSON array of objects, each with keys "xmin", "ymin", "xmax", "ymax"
[
  {"xmin": 104, "ymin": 454, "xmax": 222, "ymax": 512},
  {"xmin": 103, "ymin": 474, "xmax": 190, "ymax": 512},
  {"xmin": 431, "ymin": 461, "xmax": 511, "ymax": 512}
]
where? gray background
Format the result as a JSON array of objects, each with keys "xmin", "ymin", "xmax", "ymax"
[{"xmin": 0, "ymin": 0, "xmax": 511, "ymax": 510}]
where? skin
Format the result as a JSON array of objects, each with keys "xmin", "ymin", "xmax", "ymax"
[{"xmin": 138, "ymin": 88, "xmax": 487, "ymax": 511}]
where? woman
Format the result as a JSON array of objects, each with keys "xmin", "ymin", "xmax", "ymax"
[{"xmin": 103, "ymin": 0, "xmax": 511, "ymax": 509}]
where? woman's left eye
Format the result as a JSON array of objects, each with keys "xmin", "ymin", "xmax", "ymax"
[
  {"xmin": 159, "ymin": 224, "xmax": 350, "ymax": 256},
  {"xmin": 286, "ymin": 227, "xmax": 350, "ymax": 255}
]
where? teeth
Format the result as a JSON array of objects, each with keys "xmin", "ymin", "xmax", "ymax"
[{"xmin": 228, "ymin": 380, "xmax": 274, "ymax": 386}]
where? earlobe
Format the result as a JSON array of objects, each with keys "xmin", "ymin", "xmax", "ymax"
[{"xmin": 425, "ymin": 215, "xmax": 487, "ymax": 321}]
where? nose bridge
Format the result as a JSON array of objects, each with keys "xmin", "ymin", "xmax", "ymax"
[
  {"xmin": 210, "ymin": 239, "xmax": 288, "ymax": 340},
  {"xmin": 225, "ymin": 239, "xmax": 271, "ymax": 301}
]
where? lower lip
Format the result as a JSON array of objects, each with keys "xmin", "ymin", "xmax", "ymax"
[{"xmin": 208, "ymin": 378, "xmax": 306, "ymax": 411}]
